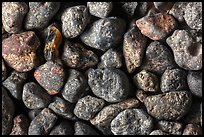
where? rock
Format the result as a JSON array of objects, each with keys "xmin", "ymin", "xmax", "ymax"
[
  {"xmin": 49, "ymin": 120, "xmax": 74, "ymax": 135},
  {"xmin": 111, "ymin": 108, "xmax": 153, "ymax": 135},
  {"xmin": 121, "ymin": 2, "xmax": 138, "ymax": 17},
  {"xmin": 153, "ymin": 2, "xmax": 174, "ymax": 12},
  {"xmin": 144, "ymin": 91, "xmax": 192, "ymax": 120},
  {"xmin": 28, "ymin": 109, "xmax": 42, "ymax": 120},
  {"xmin": 2, "ymin": 2, "xmax": 28, "ymax": 33},
  {"xmin": 74, "ymin": 95, "xmax": 105, "ymax": 120},
  {"xmin": 24, "ymin": 2, "xmax": 60, "ymax": 30},
  {"xmin": 135, "ymin": 89, "xmax": 147, "ymax": 103},
  {"xmin": 182, "ymin": 124, "xmax": 202, "ymax": 135},
  {"xmin": 74, "ymin": 121, "xmax": 100, "ymax": 135},
  {"xmin": 166, "ymin": 30, "xmax": 202, "ymax": 70},
  {"xmin": 61, "ymin": 5, "xmax": 90, "ymax": 38},
  {"xmin": 136, "ymin": 12, "xmax": 177, "ymax": 40},
  {"xmin": 169, "ymin": 2, "xmax": 188, "ymax": 22},
  {"xmin": 123, "ymin": 27, "xmax": 147, "ymax": 73},
  {"xmin": 2, "ymin": 59, "xmax": 7, "ymax": 81},
  {"xmin": 88, "ymin": 68, "xmax": 129, "ymax": 102},
  {"xmin": 61, "ymin": 40, "xmax": 98, "ymax": 70},
  {"xmin": 2, "ymin": 31, "xmax": 40, "ymax": 72},
  {"xmin": 187, "ymin": 71, "xmax": 202, "ymax": 97},
  {"xmin": 87, "ymin": 2, "xmax": 112, "ymax": 18},
  {"xmin": 34, "ymin": 61, "xmax": 65, "ymax": 95},
  {"xmin": 80, "ymin": 17, "xmax": 126, "ymax": 51},
  {"xmin": 149, "ymin": 130, "xmax": 169, "ymax": 135},
  {"xmin": 160, "ymin": 68, "xmax": 187, "ymax": 92}
]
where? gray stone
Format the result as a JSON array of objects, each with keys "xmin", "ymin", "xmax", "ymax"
[
  {"xmin": 149, "ymin": 130, "xmax": 168, "ymax": 135},
  {"xmin": 74, "ymin": 121, "xmax": 99, "ymax": 135},
  {"xmin": 169, "ymin": 2, "xmax": 188, "ymax": 22},
  {"xmin": 121, "ymin": 2, "xmax": 138, "ymax": 17},
  {"xmin": 49, "ymin": 121, "xmax": 74, "ymax": 135},
  {"xmin": 182, "ymin": 124, "xmax": 202, "ymax": 135}
]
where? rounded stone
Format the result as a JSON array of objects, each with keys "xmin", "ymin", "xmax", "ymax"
[
  {"xmin": 111, "ymin": 108, "xmax": 153, "ymax": 135},
  {"xmin": 74, "ymin": 121, "xmax": 99, "ymax": 135},
  {"xmin": 88, "ymin": 68, "xmax": 129, "ymax": 103}
]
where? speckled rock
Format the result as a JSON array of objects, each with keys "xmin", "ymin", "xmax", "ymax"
[
  {"xmin": 144, "ymin": 91, "xmax": 192, "ymax": 120},
  {"xmin": 121, "ymin": 2, "xmax": 138, "ymax": 17},
  {"xmin": 34, "ymin": 61, "xmax": 65, "ymax": 95},
  {"xmin": 123, "ymin": 27, "xmax": 147, "ymax": 73},
  {"xmin": 187, "ymin": 71, "xmax": 202, "ymax": 97},
  {"xmin": 2, "ymin": 87, "xmax": 15, "ymax": 135},
  {"xmin": 149, "ymin": 130, "xmax": 169, "ymax": 135},
  {"xmin": 2, "ymin": 31, "xmax": 40, "ymax": 72},
  {"xmin": 157, "ymin": 120, "xmax": 183, "ymax": 135},
  {"xmin": 169, "ymin": 2, "xmax": 188, "ymax": 22},
  {"xmin": 133, "ymin": 70, "xmax": 159, "ymax": 92},
  {"xmin": 90, "ymin": 98, "xmax": 140, "ymax": 135},
  {"xmin": 22, "ymin": 82, "xmax": 51, "ymax": 109},
  {"xmin": 74, "ymin": 121, "xmax": 99, "ymax": 135},
  {"xmin": 74, "ymin": 95, "xmax": 105, "ymax": 120},
  {"xmin": 182, "ymin": 124, "xmax": 202, "ymax": 135},
  {"xmin": 166, "ymin": 30, "xmax": 202, "ymax": 70},
  {"xmin": 24, "ymin": 2, "xmax": 60, "ymax": 30},
  {"xmin": 143, "ymin": 41, "xmax": 175, "ymax": 75},
  {"xmin": 61, "ymin": 69, "xmax": 88, "ymax": 103},
  {"xmin": 160, "ymin": 68, "xmax": 187, "ymax": 92},
  {"xmin": 2, "ymin": 2, "xmax": 28, "ymax": 33},
  {"xmin": 111, "ymin": 108, "xmax": 153, "ymax": 135},
  {"xmin": 135, "ymin": 89, "xmax": 147, "ymax": 103},
  {"xmin": 3, "ymin": 71, "xmax": 27, "ymax": 100},
  {"xmin": 49, "ymin": 120, "xmax": 74, "ymax": 135},
  {"xmin": 80, "ymin": 17, "xmax": 126, "ymax": 51},
  {"xmin": 61, "ymin": 40, "xmax": 98, "ymax": 70},
  {"xmin": 87, "ymin": 2, "xmax": 112, "ymax": 18},
  {"xmin": 61, "ymin": 5, "xmax": 90, "ymax": 38},
  {"xmin": 88, "ymin": 68, "xmax": 129, "ymax": 103}
]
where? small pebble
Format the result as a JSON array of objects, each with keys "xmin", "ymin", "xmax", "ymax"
[
  {"xmin": 74, "ymin": 121, "xmax": 100, "ymax": 135},
  {"xmin": 182, "ymin": 124, "xmax": 202, "ymax": 135},
  {"xmin": 88, "ymin": 68, "xmax": 129, "ymax": 103},
  {"xmin": 169, "ymin": 2, "xmax": 188, "ymax": 22},
  {"xmin": 144, "ymin": 91, "xmax": 192, "ymax": 120},
  {"xmin": 149, "ymin": 130, "xmax": 169, "ymax": 135},
  {"xmin": 48, "ymin": 97, "xmax": 77, "ymax": 120},
  {"xmin": 61, "ymin": 5, "xmax": 90, "ymax": 38},
  {"xmin": 133, "ymin": 70, "xmax": 159, "ymax": 92},
  {"xmin": 28, "ymin": 108, "xmax": 58, "ymax": 135},
  {"xmin": 61, "ymin": 69, "xmax": 87, "ymax": 103},
  {"xmin": 87, "ymin": 2, "xmax": 112, "ymax": 18},
  {"xmin": 34, "ymin": 61, "xmax": 65, "ymax": 95},
  {"xmin": 80, "ymin": 17, "xmax": 126, "ymax": 51},
  {"xmin": 10, "ymin": 114, "xmax": 30, "ymax": 135},
  {"xmin": 121, "ymin": 2, "xmax": 138, "ymax": 17},
  {"xmin": 24, "ymin": 2, "xmax": 60, "ymax": 30},
  {"xmin": 111, "ymin": 108, "xmax": 153, "ymax": 135},
  {"xmin": 136, "ymin": 12, "xmax": 177, "ymax": 40},
  {"xmin": 74, "ymin": 95, "xmax": 105, "ymax": 120},
  {"xmin": 3, "ymin": 71, "xmax": 27, "ymax": 100},
  {"xmin": 49, "ymin": 120, "xmax": 74, "ymax": 135},
  {"xmin": 166, "ymin": 30, "xmax": 202, "ymax": 70},
  {"xmin": 61, "ymin": 40, "xmax": 98, "ymax": 70},
  {"xmin": 2, "ymin": 31, "xmax": 40, "ymax": 72},
  {"xmin": 2, "ymin": 59, "xmax": 7, "ymax": 81},
  {"xmin": 2, "ymin": 87, "xmax": 15, "ymax": 135},
  {"xmin": 90, "ymin": 98, "xmax": 140, "ymax": 135},
  {"xmin": 187, "ymin": 71, "xmax": 202, "ymax": 97},
  {"xmin": 157, "ymin": 120, "xmax": 183, "ymax": 135},
  {"xmin": 123, "ymin": 27, "xmax": 147, "ymax": 73},
  {"xmin": 142, "ymin": 41, "xmax": 175, "ymax": 75},
  {"xmin": 2, "ymin": 2, "xmax": 28, "ymax": 33},
  {"xmin": 183, "ymin": 2, "xmax": 202, "ymax": 30},
  {"xmin": 98, "ymin": 48, "xmax": 123, "ymax": 69},
  {"xmin": 22, "ymin": 82, "xmax": 52, "ymax": 109},
  {"xmin": 160, "ymin": 68, "xmax": 187, "ymax": 92}
]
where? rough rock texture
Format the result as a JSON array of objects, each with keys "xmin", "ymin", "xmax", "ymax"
[
  {"xmin": 166, "ymin": 30, "xmax": 202, "ymax": 70},
  {"xmin": 24, "ymin": 2, "xmax": 60, "ymax": 30},
  {"xmin": 49, "ymin": 121, "xmax": 74, "ymax": 135},
  {"xmin": 88, "ymin": 68, "xmax": 129, "ymax": 103},
  {"xmin": 61, "ymin": 40, "xmax": 98, "ymax": 70},
  {"xmin": 74, "ymin": 121, "xmax": 99, "ymax": 135},
  {"xmin": 182, "ymin": 124, "xmax": 202, "ymax": 135},
  {"xmin": 3, "ymin": 71, "xmax": 27, "ymax": 100},
  {"xmin": 187, "ymin": 71, "xmax": 202, "ymax": 97},
  {"xmin": 34, "ymin": 61, "xmax": 65, "ymax": 95},
  {"xmin": 2, "ymin": 31, "xmax": 40, "ymax": 72},
  {"xmin": 74, "ymin": 95, "xmax": 105, "ymax": 120},
  {"xmin": 169, "ymin": 2, "xmax": 188, "ymax": 22},
  {"xmin": 149, "ymin": 130, "xmax": 168, "ymax": 135},
  {"xmin": 90, "ymin": 98, "xmax": 140, "ymax": 135},
  {"xmin": 136, "ymin": 13, "xmax": 177, "ymax": 40},
  {"xmin": 160, "ymin": 68, "xmax": 187, "ymax": 92},
  {"xmin": 80, "ymin": 17, "xmax": 126, "ymax": 51},
  {"xmin": 123, "ymin": 27, "xmax": 147, "ymax": 73},
  {"xmin": 28, "ymin": 108, "xmax": 58, "ymax": 135},
  {"xmin": 135, "ymin": 89, "xmax": 147, "ymax": 103},
  {"xmin": 121, "ymin": 2, "xmax": 138, "ymax": 17},
  {"xmin": 22, "ymin": 82, "xmax": 51, "ymax": 109},
  {"xmin": 87, "ymin": 2, "xmax": 112, "ymax": 18},
  {"xmin": 144, "ymin": 91, "xmax": 192, "ymax": 120},
  {"xmin": 2, "ymin": 2, "xmax": 28, "ymax": 33},
  {"xmin": 111, "ymin": 109, "xmax": 153, "ymax": 135},
  {"xmin": 133, "ymin": 70, "xmax": 159, "ymax": 92},
  {"xmin": 2, "ymin": 87, "xmax": 15, "ymax": 135},
  {"xmin": 61, "ymin": 5, "xmax": 90, "ymax": 38}
]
